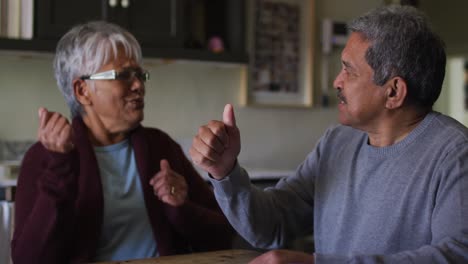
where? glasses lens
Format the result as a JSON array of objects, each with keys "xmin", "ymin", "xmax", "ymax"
[
  {"xmin": 116, "ymin": 69, "xmax": 149, "ymax": 83},
  {"xmin": 116, "ymin": 70, "xmax": 133, "ymax": 81},
  {"xmin": 135, "ymin": 71, "xmax": 149, "ymax": 82}
]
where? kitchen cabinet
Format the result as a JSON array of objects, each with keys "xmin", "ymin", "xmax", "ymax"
[
  {"xmin": 36, "ymin": 0, "xmax": 184, "ymax": 48},
  {"xmin": 0, "ymin": 0, "xmax": 247, "ymax": 63},
  {"xmin": 35, "ymin": 0, "xmax": 104, "ymax": 41}
]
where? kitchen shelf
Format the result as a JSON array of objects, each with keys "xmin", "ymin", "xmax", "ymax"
[
  {"xmin": 0, "ymin": 38, "xmax": 248, "ymax": 64},
  {"xmin": 0, "ymin": 38, "xmax": 56, "ymax": 52}
]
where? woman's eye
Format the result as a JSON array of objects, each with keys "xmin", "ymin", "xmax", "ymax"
[{"xmin": 117, "ymin": 70, "xmax": 133, "ymax": 80}]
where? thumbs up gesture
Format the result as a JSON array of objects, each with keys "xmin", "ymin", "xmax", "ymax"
[{"xmin": 190, "ymin": 104, "xmax": 241, "ymax": 179}]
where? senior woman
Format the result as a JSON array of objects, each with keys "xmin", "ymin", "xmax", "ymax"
[{"xmin": 11, "ymin": 21, "xmax": 234, "ymax": 263}]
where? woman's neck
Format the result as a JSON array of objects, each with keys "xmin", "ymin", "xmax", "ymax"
[{"xmin": 82, "ymin": 113, "xmax": 128, "ymax": 146}]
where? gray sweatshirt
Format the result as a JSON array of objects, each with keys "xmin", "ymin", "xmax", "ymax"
[{"xmin": 210, "ymin": 112, "xmax": 468, "ymax": 263}]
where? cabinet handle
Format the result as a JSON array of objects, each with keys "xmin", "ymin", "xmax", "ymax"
[
  {"xmin": 121, "ymin": 0, "xmax": 130, "ymax": 8},
  {"xmin": 171, "ymin": 0, "xmax": 176, "ymax": 36},
  {"xmin": 108, "ymin": 0, "xmax": 117, "ymax": 8}
]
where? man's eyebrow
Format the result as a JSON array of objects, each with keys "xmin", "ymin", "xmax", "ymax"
[{"xmin": 342, "ymin": 60, "xmax": 355, "ymax": 71}]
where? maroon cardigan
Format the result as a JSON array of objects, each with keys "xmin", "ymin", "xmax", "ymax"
[{"xmin": 11, "ymin": 118, "xmax": 234, "ymax": 263}]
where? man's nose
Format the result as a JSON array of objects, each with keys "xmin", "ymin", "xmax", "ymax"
[{"xmin": 333, "ymin": 73, "xmax": 342, "ymax": 90}]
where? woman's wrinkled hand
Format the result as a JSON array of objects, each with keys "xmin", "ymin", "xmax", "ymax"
[
  {"xmin": 150, "ymin": 159, "xmax": 188, "ymax": 207},
  {"xmin": 37, "ymin": 107, "xmax": 74, "ymax": 154}
]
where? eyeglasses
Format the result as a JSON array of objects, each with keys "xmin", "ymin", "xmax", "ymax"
[{"xmin": 80, "ymin": 68, "xmax": 150, "ymax": 83}]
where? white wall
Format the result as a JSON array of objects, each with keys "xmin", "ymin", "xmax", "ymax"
[{"xmin": 434, "ymin": 57, "xmax": 468, "ymax": 126}]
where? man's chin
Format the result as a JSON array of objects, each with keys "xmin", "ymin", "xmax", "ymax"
[{"xmin": 338, "ymin": 114, "xmax": 351, "ymax": 127}]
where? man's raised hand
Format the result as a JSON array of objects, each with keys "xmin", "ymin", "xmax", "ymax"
[{"xmin": 190, "ymin": 104, "xmax": 241, "ymax": 179}]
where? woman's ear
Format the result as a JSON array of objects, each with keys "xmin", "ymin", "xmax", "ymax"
[
  {"xmin": 73, "ymin": 79, "xmax": 92, "ymax": 106},
  {"xmin": 384, "ymin": 76, "xmax": 407, "ymax": 109}
]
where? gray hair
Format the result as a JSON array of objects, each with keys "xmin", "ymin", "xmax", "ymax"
[
  {"xmin": 53, "ymin": 21, "xmax": 142, "ymax": 117},
  {"xmin": 348, "ymin": 5, "xmax": 446, "ymax": 109}
]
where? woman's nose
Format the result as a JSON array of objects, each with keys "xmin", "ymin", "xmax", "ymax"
[{"xmin": 129, "ymin": 77, "xmax": 145, "ymax": 94}]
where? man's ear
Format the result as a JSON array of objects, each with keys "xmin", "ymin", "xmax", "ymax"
[
  {"xmin": 73, "ymin": 79, "xmax": 92, "ymax": 106},
  {"xmin": 384, "ymin": 76, "xmax": 407, "ymax": 109}
]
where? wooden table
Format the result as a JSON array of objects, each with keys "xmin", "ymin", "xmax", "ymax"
[{"xmin": 91, "ymin": 249, "xmax": 261, "ymax": 264}]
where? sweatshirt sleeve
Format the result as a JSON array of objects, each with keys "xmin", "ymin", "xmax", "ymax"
[
  {"xmin": 11, "ymin": 143, "xmax": 78, "ymax": 264},
  {"xmin": 209, "ymin": 162, "xmax": 315, "ymax": 250}
]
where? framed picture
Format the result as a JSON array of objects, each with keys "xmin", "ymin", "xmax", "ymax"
[
  {"xmin": 243, "ymin": 0, "xmax": 314, "ymax": 107},
  {"xmin": 465, "ymin": 60, "xmax": 468, "ymax": 110}
]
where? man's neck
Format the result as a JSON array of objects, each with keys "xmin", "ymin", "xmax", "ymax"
[{"xmin": 367, "ymin": 108, "xmax": 429, "ymax": 147}]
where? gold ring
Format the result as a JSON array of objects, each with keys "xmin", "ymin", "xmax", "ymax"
[{"xmin": 170, "ymin": 186, "xmax": 175, "ymax": 195}]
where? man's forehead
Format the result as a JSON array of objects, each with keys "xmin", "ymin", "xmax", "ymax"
[{"xmin": 341, "ymin": 33, "xmax": 370, "ymax": 65}]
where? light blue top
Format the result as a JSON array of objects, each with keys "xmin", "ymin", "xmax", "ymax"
[
  {"xmin": 93, "ymin": 139, "xmax": 157, "ymax": 261},
  {"xmin": 211, "ymin": 112, "xmax": 468, "ymax": 263}
]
